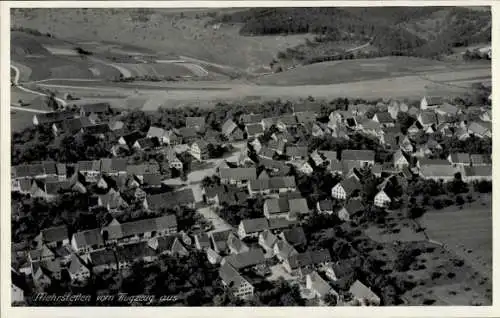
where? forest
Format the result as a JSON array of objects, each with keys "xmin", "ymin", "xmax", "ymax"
[{"xmin": 216, "ymin": 7, "xmax": 491, "ymax": 63}]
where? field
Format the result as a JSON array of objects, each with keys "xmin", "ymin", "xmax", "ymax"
[
  {"xmin": 418, "ymin": 194, "xmax": 492, "ymax": 281},
  {"xmin": 255, "ymin": 56, "xmax": 491, "ymax": 86},
  {"xmin": 10, "ymin": 111, "xmax": 35, "ymax": 132},
  {"xmin": 115, "ymin": 62, "xmax": 195, "ymax": 78},
  {"xmin": 11, "ymin": 8, "xmax": 312, "ymax": 72}
]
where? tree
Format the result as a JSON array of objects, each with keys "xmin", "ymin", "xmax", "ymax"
[{"xmin": 46, "ymin": 93, "xmax": 60, "ymax": 111}]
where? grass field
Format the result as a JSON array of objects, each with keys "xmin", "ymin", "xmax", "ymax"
[
  {"xmin": 418, "ymin": 194, "xmax": 492, "ymax": 281},
  {"xmin": 116, "ymin": 62, "xmax": 195, "ymax": 77},
  {"xmin": 11, "ymin": 8, "xmax": 311, "ymax": 72},
  {"xmin": 255, "ymin": 57, "xmax": 491, "ymax": 86},
  {"xmin": 10, "ymin": 111, "xmax": 35, "ymax": 132}
]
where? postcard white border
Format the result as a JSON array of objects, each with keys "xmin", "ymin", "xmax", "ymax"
[{"xmin": 1, "ymin": 1, "xmax": 498, "ymax": 317}]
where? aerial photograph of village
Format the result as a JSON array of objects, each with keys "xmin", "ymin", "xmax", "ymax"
[{"xmin": 9, "ymin": 6, "xmax": 492, "ymax": 307}]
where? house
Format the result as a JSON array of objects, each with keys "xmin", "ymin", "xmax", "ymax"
[
  {"xmin": 288, "ymin": 160, "xmax": 313, "ymax": 175},
  {"xmin": 274, "ymin": 239, "xmax": 299, "ymax": 261},
  {"xmin": 116, "ymin": 241, "xmax": 158, "ymax": 269},
  {"xmin": 286, "ymin": 146, "xmax": 308, "ymax": 160},
  {"xmin": 245, "ymin": 123, "xmax": 264, "ymax": 138},
  {"xmin": 222, "ymin": 249, "xmax": 266, "ymax": 270},
  {"xmin": 118, "ymin": 214, "xmax": 178, "ymax": 244},
  {"xmin": 417, "ymin": 111, "xmax": 437, "ymax": 130},
  {"xmin": 219, "ymin": 168, "xmax": 257, "ymax": 187},
  {"xmin": 283, "ymin": 249, "xmax": 332, "ymax": 276},
  {"xmin": 33, "ymin": 110, "xmax": 75, "ymax": 126},
  {"xmin": 393, "ymin": 150, "xmax": 410, "ymax": 170},
  {"xmin": 264, "ymin": 198, "xmax": 291, "ymax": 219},
  {"xmin": 194, "ymin": 233, "xmax": 211, "ymax": 251},
  {"xmin": 258, "ymin": 147, "xmax": 276, "ymax": 160},
  {"xmin": 143, "ymin": 189, "xmax": 195, "ymax": 211},
  {"xmin": 468, "ymin": 121, "xmax": 492, "ymax": 138},
  {"xmin": 268, "ymin": 139, "xmax": 286, "ymax": 155},
  {"xmin": 258, "ymin": 170, "xmax": 270, "ymax": 180},
  {"xmin": 348, "ymin": 280, "xmax": 381, "ymax": 306},
  {"xmin": 479, "ymin": 110, "xmax": 492, "ymax": 122},
  {"xmin": 435, "ymin": 103, "xmax": 461, "ymax": 117},
  {"xmin": 148, "ymin": 235, "xmax": 189, "ymax": 257},
  {"xmin": 52, "ymin": 116, "xmax": 93, "ymax": 135},
  {"xmin": 470, "ymin": 154, "xmax": 492, "ymax": 166},
  {"xmin": 206, "ymin": 248, "xmax": 222, "ymax": 265},
  {"xmin": 210, "ymin": 230, "xmax": 233, "ymax": 254},
  {"xmin": 185, "ymin": 116, "xmax": 206, "ymax": 132},
  {"xmin": 67, "ymin": 254, "xmax": 91, "ymax": 282},
  {"xmin": 219, "ymin": 263, "xmax": 254, "ymax": 299},
  {"xmin": 276, "ymin": 115, "xmax": 298, "ymax": 131},
  {"xmin": 248, "ymin": 176, "xmax": 297, "ymax": 196},
  {"xmin": 222, "ymin": 119, "xmax": 244, "ymax": 141},
  {"xmin": 416, "ymin": 158, "xmax": 450, "ymax": 170},
  {"xmin": 295, "ymin": 111, "xmax": 317, "ymax": 125},
  {"xmin": 374, "ymin": 190, "xmax": 391, "ymax": 208},
  {"xmin": 306, "ymin": 271, "xmax": 338, "ymax": 301},
  {"xmin": 100, "ymin": 158, "xmax": 127, "ymax": 176},
  {"xmin": 34, "ymin": 225, "xmax": 70, "ymax": 248},
  {"xmin": 80, "ymin": 102, "xmax": 110, "ymax": 116},
  {"xmin": 164, "ymin": 147, "xmax": 183, "ymax": 170},
  {"xmin": 280, "ymin": 227, "xmax": 307, "ymax": 248},
  {"xmin": 98, "ymin": 188, "xmax": 129, "ymax": 213},
  {"xmin": 258, "ymin": 230, "xmax": 278, "ymax": 252},
  {"xmin": 88, "ymin": 249, "xmax": 117, "ymax": 274},
  {"xmin": 419, "ymin": 164, "xmax": 457, "ymax": 181},
  {"xmin": 460, "ymin": 166, "xmax": 492, "ymax": 182},
  {"xmin": 316, "ymin": 199, "xmax": 334, "ymax": 214},
  {"xmin": 258, "ymin": 159, "xmax": 291, "ymax": 176},
  {"xmin": 146, "ymin": 126, "xmax": 169, "ymax": 144},
  {"xmin": 238, "ymin": 217, "xmax": 269, "ymax": 239},
  {"xmin": 29, "ymin": 245, "xmax": 56, "ymax": 263},
  {"xmin": 110, "ymin": 143, "xmax": 130, "ymax": 157},
  {"xmin": 338, "ymin": 199, "xmax": 365, "ymax": 222},
  {"xmin": 240, "ymin": 113, "xmax": 263, "ymax": 125},
  {"xmin": 341, "ymin": 150, "xmax": 375, "ymax": 167},
  {"xmin": 118, "ymin": 131, "xmax": 144, "ymax": 147},
  {"xmin": 71, "ymin": 229, "xmax": 105, "ymax": 254},
  {"xmin": 420, "ymin": 96, "xmax": 443, "ymax": 110},
  {"xmin": 331, "ymin": 177, "xmax": 362, "ymax": 200},
  {"xmin": 227, "ymin": 233, "xmax": 250, "ymax": 254},
  {"xmin": 133, "ymin": 137, "xmax": 160, "ymax": 151},
  {"xmin": 33, "ymin": 259, "xmax": 62, "ymax": 284},
  {"xmin": 142, "ymin": 174, "xmax": 162, "ymax": 188},
  {"xmin": 372, "ymin": 112, "xmax": 394, "ymax": 127},
  {"xmin": 176, "ymin": 127, "xmax": 198, "ymax": 144},
  {"xmin": 126, "ymin": 163, "xmax": 161, "ymax": 179},
  {"xmin": 447, "ymin": 153, "xmax": 471, "ymax": 167},
  {"xmin": 190, "ymin": 140, "xmax": 210, "ymax": 161}
]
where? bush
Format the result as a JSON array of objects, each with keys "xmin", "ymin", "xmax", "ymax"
[
  {"xmin": 431, "ymin": 272, "xmax": 442, "ymax": 279},
  {"xmin": 447, "ymin": 272, "xmax": 456, "ymax": 279},
  {"xmin": 455, "ymin": 195, "xmax": 465, "ymax": 206}
]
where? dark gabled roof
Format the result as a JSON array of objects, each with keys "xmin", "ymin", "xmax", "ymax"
[
  {"xmin": 61, "ymin": 117, "xmax": 92, "ymax": 133},
  {"xmin": 89, "ymin": 249, "xmax": 117, "ymax": 266},
  {"xmin": 463, "ymin": 166, "xmax": 492, "ymax": 177},
  {"xmin": 245, "ymin": 123, "xmax": 264, "ymax": 135},
  {"xmin": 121, "ymin": 215, "xmax": 177, "ymax": 237},
  {"xmin": 470, "ymin": 154, "xmax": 492, "ymax": 165},
  {"xmin": 418, "ymin": 158, "xmax": 450, "ymax": 166},
  {"xmin": 341, "ymin": 150, "xmax": 375, "ymax": 162},
  {"xmin": 219, "ymin": 263, "xmax": 248, "ymax": 288},
  {"xmin": 12, "ymin": 163, "xmax": 45, "ymax": 178},
  {"xmin": 240, "ymin": 113, "xmax": 263, "ymax": 124},
  {"xmin": 145, "ymin": 189, "xmax": 195, "ymax": 210},
  {"xmin": 317, "ymin": 199, "xmax": 334, "ymax": 211},
  {"xmin": 424, "ymin": 96, "xmax": 443, "ymax": 106},
  {"xmin": 195, "ymin": 233, "xmax": 210, "ymax": 248},
  {"xmin": 282, "ymin": 227, "xmax": 307, "ymax": 247},
  {"xmin": 449, "ymin": 153, "xmax": 470, "ymax": 164},
  {"xmin": 286, "ymin": 146, "xmax": 308, "ymax": 158},
  {"xmin": 219, "ymin": 168, "xmax": 257, "ymax": 181},
  {"xmin": 81, "ymin": 124, "xmax": 110, "ymax": 135},
  {"xmin": 240, "ymin": 218, "xmax": 269, "ymax": 234},
  {"xmin": 337, "ymin": 177, "xmax": 362, "ymax": 195},
  {"xmin": 223, "ymin": 249, "xmax": 265, "ymax": 269},
  {"xmin": 419, "ymin": 111, "xmax": 437, "ymax": 125},
  {"xmin": 135, "ymin": 137, "xmax": 159, "ymax": 149},
  {"xmin": 259, "ymin": 147, "xmax": 276, "ymax": 159},
  {"xmin": 35, "ymin": 110, "xmax": 75, "ymax": 125},
  {"xmin": 77, "ymin": 160, "xmax": 101, "ymax": 172},
  {"xmin": 343, "ymin": 199, "xmax": 365, "ymax": 215},
  {"xmin": 72, "ymin": 228, "xmax": 104, "ymax": 248},
  {"xmin": 268, "ymin": 217, "xmax": 297, "ymax": 230},
  {"xmin": 278, "ymin": 115, "xmax": 298, "ymax": 126},
  {"xmin": 40, "ymin": 225, "xmax": 68, "ymax": 243},
  {"xmin": 295, "ymin": 111, "xmax": 317, "ymax": 124},
  {"xmin": 100, "ymin": 158, "xmax": 127, "ymax": 174},
  {"xmin": 116, "ymin": 241, "xmax": 156, "ymax": 261},
  {"xmin": 374, "ymin": 112, "xmax": 393, "ymax": 123},
  {"xmin": 68, "ymin": 254, "xmax": 88, "ymax": 275},
  {"xmin": 222, "ymin": 119, "xmax": 238, "ymax": 136},
  {"xmin": 176, "ymin": 127, "xmax": 198, "ymax": 138},
  {"xmin": 249, "ymin": 176, "xmax": 296, "ymax": 191}
]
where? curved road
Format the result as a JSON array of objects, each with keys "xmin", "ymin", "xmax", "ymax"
[{"xmin": 10, "ymin": 65, "xmax": 67, "ymax": 109}]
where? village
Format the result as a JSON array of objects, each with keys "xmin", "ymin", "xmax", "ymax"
[{"xmin": 10, "ymin": 93, "xmax": 492, "ymax": 306}]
